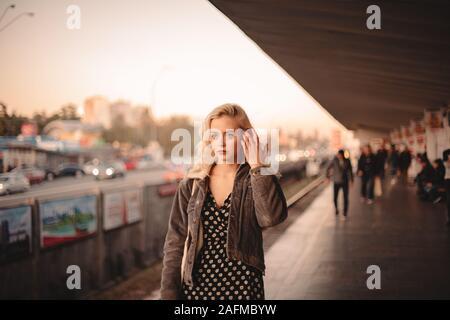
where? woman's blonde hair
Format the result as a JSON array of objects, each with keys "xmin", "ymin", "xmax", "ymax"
[{"xmin": 186, "ymin": 103, "xmax": 253, "ymax": 179}]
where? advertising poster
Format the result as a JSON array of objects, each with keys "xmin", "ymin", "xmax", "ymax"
[
  {"xmin": 125, "ymin": 190, "xmax": 142, "ymax": 224},
  {"xmin": 410, "ymin": 120, "xmax": 426, "ymax": 154},
  {"xmin": 103, "ymin": 189, "xmax": 142, "ymax": 231},
  {"xmin": 424, "ymin": 109, "xmax": 443, "ymax": 130},
  {"xmin": 390, "ymin": 129, "xmax": 401, "ymax": 145},
  {"xmin": 442, "ymin": 107, "xmax": 450, "ymax": 157},
  {"xmin": 401, "ymin": 125, "xmax": 413, "ymax": 149},
  {"xmin": 424, "ymin": 109, "xmax": 445, "ymax": 160},
  {"xmin": 0, "ymin": 206, "xmax": 32, "ymax": 262},
  {"xmin": 103, "ymin": 192, "xmax": 125, "ymax": 231},
  {"xmin": 40, "ymin": 195, "xmax": 97, "ymax": 248}
]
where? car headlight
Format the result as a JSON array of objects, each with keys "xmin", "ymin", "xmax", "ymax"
[
  {"xmin": 92, "ymin": 168, "xmax": 99, "ymax": 175},
  {"xmin": 106, "ymin": 168, "xmax": 113, "ymax": 176}
]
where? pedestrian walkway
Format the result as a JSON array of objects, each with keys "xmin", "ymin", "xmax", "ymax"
[{"xmin": 264, "ymin": 179, "xmax": 450, "ymax": 299}]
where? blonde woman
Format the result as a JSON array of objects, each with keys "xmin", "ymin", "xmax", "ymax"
[{"xmin": 160, "ymin": 103, "xmax": 288, "ymax": 300}]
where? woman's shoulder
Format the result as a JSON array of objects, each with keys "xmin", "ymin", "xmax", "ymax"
[{"xmin": 178, "ymin": 177, "xmax": 195, "ymax": 189}]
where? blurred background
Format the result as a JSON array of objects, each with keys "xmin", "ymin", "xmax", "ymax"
[{"xmin": 1, "ymin": 0, "xmax": 449, "ymax": 300}]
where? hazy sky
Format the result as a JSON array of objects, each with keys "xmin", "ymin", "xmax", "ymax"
[{"xmin": 0, "ymin": 0, "xmax": 345, "ymax": 136}]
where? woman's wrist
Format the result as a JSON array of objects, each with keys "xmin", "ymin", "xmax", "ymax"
[
  {"xmin": 250, "ymin": 162, "xmax": 264, "ymax": 170},
  {"xmin": 249, "ymin": 163, "xmax": 272, "ymax": 176}
]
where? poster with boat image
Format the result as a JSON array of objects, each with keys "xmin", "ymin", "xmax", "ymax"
[
  {"xmin": 0, "ymin": 205, "xmax": 32, "ymax": 263},
  {"xmin": 39, "ymin": 195, "xmax": 97, "ymax": 248}
]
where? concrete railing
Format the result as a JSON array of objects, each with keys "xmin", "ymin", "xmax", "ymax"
[{"xmin": 0, "ymin": 180, "xmax": 177, "ymax": 299}]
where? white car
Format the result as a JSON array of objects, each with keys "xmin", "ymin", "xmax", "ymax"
[
  {"xmin": 11, "ymin": 165, "xmax": 46, "ymax": 185},
  {"xmin": 92, "ymin": 161, "xmax": 126, "ymax": 180},
  {"xmin": 0, "ymin": 173, "xmax": 31, "ymax": 196}
]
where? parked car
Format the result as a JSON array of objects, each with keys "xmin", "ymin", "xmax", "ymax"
[
  {"xmin": 92, "ymin": 161, "xmax": 126, "ymax": 180},
  {"xmin": 56, "ymin": 163, "xmax": 85, "ymax": 178},
  {"xmin": 11, "ymin": 165, "xmax": 46, "ymax": 185},
  {"xmin": 0, "ymin": 173, "xmax": 31, "ymax": 195}
]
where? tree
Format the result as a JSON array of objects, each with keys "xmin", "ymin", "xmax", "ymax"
[
  {"xmin": 156, "ymin": 115, "xmax": 194, "ymax": 156},
  {"xmin": 0, "ymin": 102, "xmax": 27, "ymax": 136},
  {"xmin": 0, "ymin": 102, "xmax": 81, "ymax": 136},
  {"xmin": 59, "ymin": 104, "xmax": 80, "ymax": 120}
]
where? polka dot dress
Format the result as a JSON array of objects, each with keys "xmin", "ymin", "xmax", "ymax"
[{"xmin": 181, "ymin": 190, "xmax": 265, "ymax": 300}]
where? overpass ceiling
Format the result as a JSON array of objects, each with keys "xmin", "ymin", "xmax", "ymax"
[{"xmin": 209, "ymin": 0, "xmax": 450, "ymax": 134}]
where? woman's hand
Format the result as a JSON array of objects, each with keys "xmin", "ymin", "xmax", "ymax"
[{"xmin": 241, "ymin": 128, "xmax": 265, "ymax": 169}]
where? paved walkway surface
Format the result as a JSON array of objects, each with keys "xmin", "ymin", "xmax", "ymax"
[{"xmin": 264, "ymin": 179, "xmax": 450, "ymax": 299}]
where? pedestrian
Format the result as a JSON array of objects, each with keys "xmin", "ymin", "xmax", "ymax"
[
  {"xmin": 398, "ymin": 145, "xmax": 412, "ymax": 184},
  {"xmin": 374, "ymin": 145, "xmax": 388, "ymax": 197},
  {"xmin": 326, "ymin": 149, "xmax": 354, "ymax": 217},
  {"xmin": 388, "ymin": 144, "xmax": 400, "ymax": 185},
  {"xmin": 357, "ymin": 145, "xmax": 377, "ymax": 204},
  {"xmin": 160, "ymin": 103, "xmax": 288, "ymax": 300},
  {"xmin": 443, "ymin": 149, "xmax": 450, "ymax": 227},
  {"xmin": 375, "ymin": 145, "xmax": 388, "ymax": 179},
  {"xmin": 414, "ymin": 153, "xmax": 435, "ymax": 201}
]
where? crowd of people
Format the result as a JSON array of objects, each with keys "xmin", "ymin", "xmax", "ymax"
[
  {"xmin": 354, "ymin": 144, "xmax": 412, "ymax": 203},
  {"xmin": 327, "ymin": 144, "xmax": 450, "ymax": 226}
]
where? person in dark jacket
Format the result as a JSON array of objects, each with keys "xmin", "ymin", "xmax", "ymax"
[
  {"xmin": 443, "ymin": 149, "xmax": 450, "ymax": 226},
  {"xmin": 357, "ymin": 145, "xmax": 376, "ymax": 204},
  {"xmin": 375, "ymin": 145, "xmax": 388, "ymax": 179},
  {"xmin": 415, "ymin": 153, "xmax": 435, "ymax": 201},
  {"xmin": 432, "ymin": 159, "xmax": 445, "ymax": 186},
  {"xmin": 388, "ymin": 144, "xmax": 399, "ymax": 176},
  {"xmin": 429, "ymin": 159, "xmax": 446, "ymax": 203},
  {"xmin": 327, "ymin": 149, "xmax": 354, "ymax": 216},
  {"xmin": 398, "ymin": 145, "xmax": 412, "ymax": 184}
]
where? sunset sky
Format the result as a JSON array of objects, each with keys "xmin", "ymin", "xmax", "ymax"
[{"xmin": 0, "ymin": 0, "xmax": 346, "ymax": 137}]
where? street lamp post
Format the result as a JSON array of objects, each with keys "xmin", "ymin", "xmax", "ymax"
[
  {"xmin": 0, "ymin": 3, "xmax": 34, "ymax": 33},
  {"xmin": 0, "ymin": 4, "xmax": 15, "ymax": 24}
]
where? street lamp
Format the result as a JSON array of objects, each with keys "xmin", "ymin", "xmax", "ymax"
[
  {"xmin": 0, "ymin": 4, "xmax": 34, "ymax": 33},
  {"xmin": 0, "ymin": 4, "xmax": 15, "ymax": 24}
]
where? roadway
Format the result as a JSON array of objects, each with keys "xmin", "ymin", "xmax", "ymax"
[{"xmin": 0, "ymin": 168, "xmax": 169, "ymax": 207}]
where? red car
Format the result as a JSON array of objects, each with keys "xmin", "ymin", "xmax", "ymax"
[
  {"xmin": 122, "ymin": 158, "xmax": 138, "ymax": 171},
  {"xmin": 11, "ymin": 165, "xmax": 46, "ymax": 185}
]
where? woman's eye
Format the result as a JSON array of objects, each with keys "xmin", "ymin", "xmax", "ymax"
[
  {"xmin": 210, "ymin": 133, "xmax": 219, "ymax": 140},
  {"xmin": 225, "ymin": 132, "xmax": 235, "ymax": 139}
]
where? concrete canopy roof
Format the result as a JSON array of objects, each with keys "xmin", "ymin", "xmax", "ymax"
[{"xmin": 210, "ymin": 0, "xmax": 450, "ymax": 135}]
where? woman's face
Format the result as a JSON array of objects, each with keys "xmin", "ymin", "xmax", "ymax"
[{"xmin": 209, "ymin": 115, "xmax": 243, "ymax": 164}]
